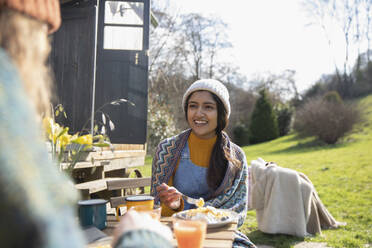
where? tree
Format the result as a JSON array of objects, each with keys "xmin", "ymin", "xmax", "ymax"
[
  {"xmin": 249, "ymin": 90, "xmax": 279, "ymax": 144},
  {"xmin": 149, "ymin": 0, "xmax": 184, "ymax": 89},
  {"xmin": 148, "ymin": 0, "xmax": 185, "ymax": 72},
  {"xmin": 365, "ymin": 0, "xmax": 372, "ymax": 63},
  {"xmin": 176, "ymin": 13, "xmax": 232, "ymax": 80},
  {"xmin": 224, "ymin": 81, "xmax": 256, "ymax": 136},
  {"xmin": 302, "ymin": 0, "xmax": 371, "ymax": 74},
  {"xmin": 302, "ymin": 0, "xmax": 372, "ymax": 98},
  {"xmin": 249, "ymin": 70, "xmax": 300, "ymax": 103}
]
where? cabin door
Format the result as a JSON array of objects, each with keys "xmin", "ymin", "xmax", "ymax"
[{"xmin": 95, "ymin": 0, "xmax": 150, "ymax": 144}]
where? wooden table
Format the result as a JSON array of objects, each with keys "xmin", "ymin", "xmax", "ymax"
[{"xmin": 87, "ymin": 215, "xmax": 237, "ymax": 248}]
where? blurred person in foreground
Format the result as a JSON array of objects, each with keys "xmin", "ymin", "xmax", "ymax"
[
  {"xmin": 0, "ymin": 1, "xmax": 172, "ymax": 247},
  {"xmin": 151, "ymin": 79, "xmax": 256, "ymax": 248}
]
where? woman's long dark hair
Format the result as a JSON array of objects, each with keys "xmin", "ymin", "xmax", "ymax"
[{"xmin": 184, "ymin": 91, "xmax": 229, "ymax": 192}]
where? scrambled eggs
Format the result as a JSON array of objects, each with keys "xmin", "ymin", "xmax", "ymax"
[
  {"xmin": 184, "ymin": 205, "xmax": 231, "ymax": 223},
  {"xmin": 196, "ymin": 198, "xmax": 204, "ymax": 208}
]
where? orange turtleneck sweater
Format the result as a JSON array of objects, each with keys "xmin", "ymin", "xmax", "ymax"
[{"xmin": 161, "ymin": 132, "xmax": 217, "ymax": 216}]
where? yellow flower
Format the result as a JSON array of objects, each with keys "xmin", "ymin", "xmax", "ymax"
[
  {"xmin": 72, "ymin": 134, "xmax": 93, "ymax": 145},
  {"xmin": 59, "ymin": 133, "xmax": 72, "ymax": 149},
  {"xmin": 52, "ymin": 125, "xmax": 66, "ymax": 144},
  {"xmin": 42, "ymin": 117, "xmax": 52, "ymax": 135},
  {"xmin": 43, "ymin": 104, "xmax": 113, "ymax": 173}
]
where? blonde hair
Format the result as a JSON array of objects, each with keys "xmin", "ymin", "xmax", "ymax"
[{"xmin": 0, "ymin": 8, "xmax": 52, "ymax": 117}]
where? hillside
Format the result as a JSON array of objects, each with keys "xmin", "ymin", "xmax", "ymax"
[{"xmin": 241, "ymin": 95, "xmax": 372, "ymax": 248}]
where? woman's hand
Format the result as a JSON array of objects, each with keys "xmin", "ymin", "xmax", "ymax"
[
  {"xmin": 111, "ymin": 210, "xmax": 173, "ymax": 246},
  {"xmin": 156, "ymin": 183, "xmax": 182, "ymax": 209}
]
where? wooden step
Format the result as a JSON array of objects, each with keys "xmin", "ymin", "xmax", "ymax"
[
  {"xmin": 75, "ymin": 177, "xmax": 151, "ymax": 194},
  {"xmin": 106, "ymin": 177, "xmax": 151, "ymax": 190}
]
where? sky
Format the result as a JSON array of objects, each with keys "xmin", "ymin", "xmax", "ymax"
[{"xmin": 172, "ymin": 0, "xmax": 348, "ymax": 93}]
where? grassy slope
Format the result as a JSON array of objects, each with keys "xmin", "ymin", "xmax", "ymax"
[
  {"xmin": 142, "ymin": 95, "xmax": 372, "ymax": 248},
  {"xmin": 240, "ymin": 95, "xmax": 372, "ymax": 248}
]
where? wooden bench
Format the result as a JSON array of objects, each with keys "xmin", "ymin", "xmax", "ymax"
[
  {"xmin": 106, "ymin": 176, "xmax": 152, "ymax": 208},
  {"xmin": 75, "ymin": 176, "xmax": 152, "ymax": 207}
]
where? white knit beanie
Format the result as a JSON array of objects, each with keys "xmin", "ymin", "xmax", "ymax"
[{"xmin": 182, "ymin": 79, "xmax": 231, "ymax": 118}]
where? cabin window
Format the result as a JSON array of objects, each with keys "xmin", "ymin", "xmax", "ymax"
[
  {"xmin": 104, "ymin": 26, "xmax": 143, "ymax": 50},
  {"xmin": 104, "ymin": 1, "xmax": 144, "ymax": 50}
]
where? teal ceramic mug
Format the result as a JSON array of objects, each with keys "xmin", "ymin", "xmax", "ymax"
[{"xmin": 78, "ymin": 199, "xmax": 108, "ymax": 230}]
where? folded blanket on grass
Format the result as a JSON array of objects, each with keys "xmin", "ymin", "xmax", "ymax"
[{"xmin": 249, "ymin": 158, "xmax": 346, "ymax": 237}]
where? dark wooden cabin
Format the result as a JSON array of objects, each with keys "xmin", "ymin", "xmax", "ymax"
[
  {"xmin": 52, "ymin": 0, "xmax": 149, "ymax": 145},
  {"xmin": 51, "ymin": 0, "xmax": 151, "ymax": 186}
]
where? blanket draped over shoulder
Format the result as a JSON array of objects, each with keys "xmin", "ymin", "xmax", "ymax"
[
  {"xmin": 150, "ymin": 129, "xmax": 249, "ymax": 227},
  {"xmin": 249, "ymin": 158, "xmax": 346, "ymax": 237}
]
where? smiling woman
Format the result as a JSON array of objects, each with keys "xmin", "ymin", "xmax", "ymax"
[
  {"xmin": 186, "ymin": 91, "xmax": 218, "ymax": 139},
  {"xmin": 151, "ymin": 79, "xmax": 256, "ymax": 248}
]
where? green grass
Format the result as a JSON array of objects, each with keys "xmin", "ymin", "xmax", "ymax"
[
  {"xmin": 143, "ymin": 156, "xmax": 153, "ymax": 177},
  {"xmin": 140, "ymin": 95, "xmax": 372, "ymax": 248}
]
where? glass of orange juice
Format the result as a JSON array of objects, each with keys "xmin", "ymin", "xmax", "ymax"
[{"xmin": 173, "ymin": 219, "xmax": 207, "ymax": 248}]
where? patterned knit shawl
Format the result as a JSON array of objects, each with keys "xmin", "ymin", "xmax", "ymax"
[{"xmin": 150, "ymin": 129, "xmax": 249, "ymax": 227}]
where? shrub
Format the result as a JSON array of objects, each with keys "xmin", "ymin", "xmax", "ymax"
[
  {"xmin": 147, "ymin": 103, "xmax": 177, "ymax": 154},
  {"xmin": 233, "ymin": 123, "xmax": 250, "ymax": 146},
  {"xmin": 249, "ymin": 89, "xmax": 279, "ymax": 144},
  {"xmin": 323, "ymin": 91, "xmax": 342, "ymax": 104},
  {"xmin": 293, "ymin": 98, "xmax": 360, "ymax": 144},
  {"xmin": 275, "ymin": 105, "xmax": 293, "ymax": 136}
]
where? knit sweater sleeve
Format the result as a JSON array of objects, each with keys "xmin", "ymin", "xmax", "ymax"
[{"xmin": 0, "ymin": 49, "xmax": 85, "ymax": 247}]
